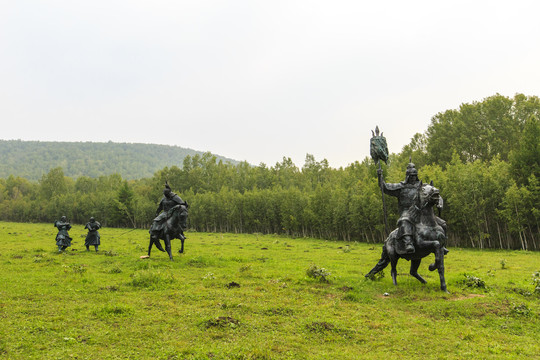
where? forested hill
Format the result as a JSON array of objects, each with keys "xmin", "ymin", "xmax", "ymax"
[{"xmin": 0, "ymin": 140, "xmax": 239, "ymax": 180}]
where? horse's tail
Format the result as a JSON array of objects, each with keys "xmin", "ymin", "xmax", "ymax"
[{"xmin": 365, "ymin": 245, "xmax": 390, "ymax": 278}]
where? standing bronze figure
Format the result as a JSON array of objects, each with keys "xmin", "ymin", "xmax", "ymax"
[
  {"xmin": 84, "ymin": 217, "xmax": 101, "ymax": 252},
  {"xmin": 148, "ymin": 183, "xmax": 188, "ymax": 260},
  {"xmin": 54, "ymin": 216, "xmax": 72, "ymax": 252}
]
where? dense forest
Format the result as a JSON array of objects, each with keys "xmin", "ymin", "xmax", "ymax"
[
  {"xmin": 0, "ymin": 141, "xmax": 238, "ymax": 180},
  {"xmin": 0, "ymin": 94, "xmax": 538, "ymax": 250}
]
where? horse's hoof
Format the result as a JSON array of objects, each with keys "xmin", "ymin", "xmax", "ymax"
[{"xmin": 428, "ymin": 263, "xmax": 437, "ymax": 271}]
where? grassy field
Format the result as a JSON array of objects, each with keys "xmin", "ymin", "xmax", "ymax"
[{"xmin": 0, "ymin": 221, "xmax": 539, "ymax": 359}]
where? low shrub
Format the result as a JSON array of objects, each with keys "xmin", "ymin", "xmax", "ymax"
[
  {"xmin": 461, "ymin": 274, "xmax": 486, "ymax": 288},
  {"xmin": 306, "ymin": 264, "xmax": 331, "ymax": 283}
]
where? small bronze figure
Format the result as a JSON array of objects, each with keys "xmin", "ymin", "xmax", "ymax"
[
  {"xmin": 84, "ymin": 217, "xmax": 101, "ymax": 252},
  {"xmin": 148, "ymin": 182, "xmax": 188, "ymax": 260},
  {"xmin": 54, "ymin": 216, "xmax": 72, "ymax": 252}
]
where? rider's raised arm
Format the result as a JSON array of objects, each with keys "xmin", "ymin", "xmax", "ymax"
[{"xmin": 378, "ymin": 169, "xmax": 402, "ymax": 197}]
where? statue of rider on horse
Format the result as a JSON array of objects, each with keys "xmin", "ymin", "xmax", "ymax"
[
  {"xmin": 367, "ymin": 127, "xmax": 450, "ymax": 291},
  {"xmin": 147, "ymin": 182, "xmax": 188, "ymax": 260}
]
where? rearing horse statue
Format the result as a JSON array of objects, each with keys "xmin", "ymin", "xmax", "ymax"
[
  {"xmin": 366, "ymin": 181, "xmax": 448, "ymax": 291},
  {"xmin": 148, "ymin": 204, "xmax": 188, "ymax": 260}
]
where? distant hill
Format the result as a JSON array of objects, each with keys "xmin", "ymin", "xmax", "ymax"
[{"xmin": 0, "ymin": 140, "xmax": 240, "ymax": 180}]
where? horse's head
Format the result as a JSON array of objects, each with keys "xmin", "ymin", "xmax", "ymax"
[
  {"xmin": 417, "ymin": 181, "xmax": 441, "ymax": 209},
  {"xmin": 166, "ymin": 204, "xmax": 188, "ymax": 230}
]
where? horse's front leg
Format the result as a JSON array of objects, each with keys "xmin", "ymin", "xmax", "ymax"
[
  {"xmin": 148, "ymin": 236, "xmax": 154, "ymax": 257},
  {"xmin": 178, "ymin": 231, "xmax": 185, "ymax": 254},
  {"xmin": 165, "ymin": 234, "xmax": 173, "ymax": 261},
  {"xmin": 436, "ymin": 247, "xmax": 448, "ymax": 292},
  {"xmin": 390, "ymin": 258, "xmax": 399, "ymax": 285},
  {"xmin": 418, "ymin": 239, "xmax": 442, "ymax": 272},
  {"xmin": 410, "ymin": 259, "xmax": 427, "ymax": 284},
  {"xmin": 179, "ymin": 238, "xmax": 185, "ymax": 254}
]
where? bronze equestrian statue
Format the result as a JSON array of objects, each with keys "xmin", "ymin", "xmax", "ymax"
[
  {"xmin": 367, "ymin": 127, "xmax": 449, "ymax": 291},
  {"xmin": 148, "ymin": 183, "xmax": 188, "ymax": 260},
  {"xmin": 366, "ymin": 180, "xmax": 449, "ymax": 291}
]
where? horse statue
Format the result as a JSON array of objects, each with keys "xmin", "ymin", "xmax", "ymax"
[
  {"xmin": 366, "ymin": 181, "xmax": 448, "ymax": 292},
  {"xmin": 148, "ymin": 204, "xmax": 188, "ymax": 260}
]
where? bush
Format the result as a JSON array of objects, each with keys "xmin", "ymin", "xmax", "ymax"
[
  {"xmin": 461, "ymin": 274, "xmax": 486, "ymax": 288},
  {"xmin": 510, "ymin": 303, "xmax": 532, "ymax": 317},
  {"xmin": 306, "ymin": 264, "xmax": 331, "ymax": 283},
  {"xmin": 533, "ymin": 270, "xmax": 540, "ymax": 295}
]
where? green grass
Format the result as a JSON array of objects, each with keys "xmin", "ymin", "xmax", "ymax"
[{"xmin": 0, "ymin": 222, "xmax": 539, "ymax": 359}]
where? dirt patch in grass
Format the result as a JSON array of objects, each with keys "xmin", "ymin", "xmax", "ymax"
[
  {"xmin": 205, "ymin": 317, "xmax": 240, "ymax": 328},
  {"xmin": 306, "ymin": 321, "xmax": 336, "ymax": 332},
  {"xmin": 100, "ymin": 285, "xmax": 120, "ymax": 292},
  {"xmin": 226, "ymin": 281, "xmax": 240, "ymax": 289}
]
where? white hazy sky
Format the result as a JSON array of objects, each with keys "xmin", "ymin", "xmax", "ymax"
[{"xmin": 2, "ymin": 1, "xmax": 540, "ymax": 168}]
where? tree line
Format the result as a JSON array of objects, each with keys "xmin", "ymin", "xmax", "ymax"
[{"xmin": 0, "ymin": 94, "xmax": 538, "ymax": 250}]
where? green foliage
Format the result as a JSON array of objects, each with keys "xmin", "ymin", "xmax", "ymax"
[
  {"xmin": 426, "ymin": 94, "xmax": 540, "ymax": 165},
  {"xmin": 0, "ymin": 150, "xmax": 537, "ymax": 248},
  {"xmin": 0, "ymin": 140, "xmax": 238, "ymax": 181},
  {"xmin": 306, "ymin": 264, "xmax": 332, "ymax": 283},
  {"xmin": 461, "ymin": 274, "xmax": 486, "ymax": 288},
  {"xmin": 533, "ymin": 270, "xmax": 540, "ymax": 295},
  {"xmin": 0, "ymin": 94, "xmax": 538, "ymax": 248},
  {"xmin": 510, "ymin": 115, "xmax": 540, "ymax": 186},
  {"xmin": 510, "ymin": 303, "xmax": 532, "ymax": 317}
]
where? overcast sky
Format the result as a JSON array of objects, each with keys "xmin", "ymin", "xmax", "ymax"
[{"xmin": 2, "ymin": 1, "xmax": 540, "ymax": 168}]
